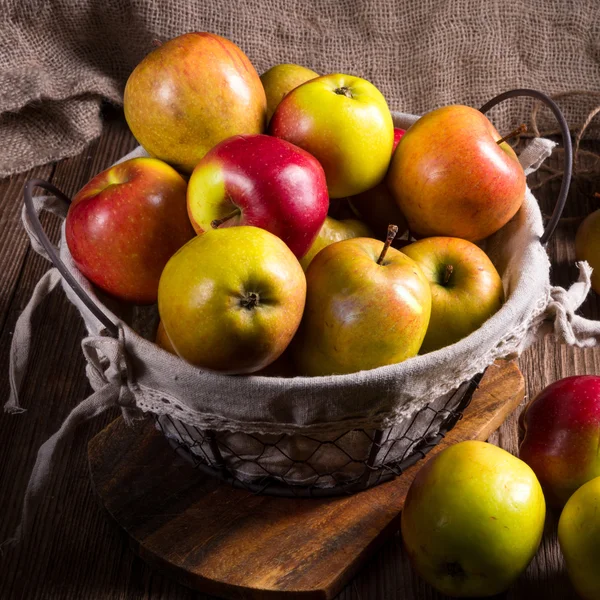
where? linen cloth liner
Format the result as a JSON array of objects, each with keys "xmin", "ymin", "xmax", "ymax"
[
  {"xmin": 4, "ymin": 111, "xmax": 600, "ymax": 547},
  {"xmin": 2, "ymin": 0, "xmax": 600, "ymax": 177}
]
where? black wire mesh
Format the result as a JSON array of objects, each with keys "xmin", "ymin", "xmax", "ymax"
[{"xmin": 155, "ymin": 370, "xmax": 484, "ymax": 497}]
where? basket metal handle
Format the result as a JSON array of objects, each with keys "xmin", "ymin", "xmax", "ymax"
[
  {"xmin": 479, "ymin": 88, "xmax": 573, "ymax": 246},
  {"xmin": 23, "ymin": 179, "xmax": 119, "ymax": 337}
]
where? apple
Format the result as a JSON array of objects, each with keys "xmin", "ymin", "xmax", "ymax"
[
  {"xmin": 158, "ymin": 226, "xmax": 306, "ymax": 373},
  {"xmin": 558, "ymin": 476, "xmax": 600, "ymax": 600},
  {"xmin": 270, "ymin": 74, "xmax": 394, "ymax": 198},
  {"xmin": 187, "ymin": 134, "xmax": 329, "ymax": 259},
  {"xmin": 124, "ymin": 32, "xmax": 266, "ymax": 173},
  {"xmin": 65, "ymin": 157, "xmax": 195, "ymax": 304},
  {"xmin": 387, "ymin": 105, "xmax": 526, "ymax": 241},
  {"xmin": 401, "ymin": 440, "xmax": 545, "ymax": 598},
  {"xmin": 260, "ymin": 63, "xmax": 319, "ymax": 123},
  {"xmin": 348, "ymin": 128, "xmax": 408, "ymax": 241},
  {"xmin": 575, "ymin": 209, "xmax": 600, "ymax": 294},
  {"xmin": 292, "ymin": 226, "xmax": 431, "ymax": 376},
  {"xmin": 402, "ymin": 237, "xmax": 504, "ymax": 353},
  {"xmin": 299, "ymin": 216, "xmax": 373, "ymax": 271},
  {"xmin": 519, "ymin": 375, "xmax": 600, "ymax": 507}
]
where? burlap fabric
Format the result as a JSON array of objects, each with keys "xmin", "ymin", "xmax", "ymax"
[
  {"xmin": 5, "ymin": 111, "xmax": 600, "ymax": 546},
  {"xmin": 2, "ymin": 0, "xmax": 600, "ymax": 177}
]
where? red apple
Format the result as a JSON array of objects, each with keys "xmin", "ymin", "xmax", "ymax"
[
  {"xmin": 519, "ymin": 376, "xmax": 600, "ymax": 507},
  {"xmin": 65, "ymin": 157, "xmax": 195, "ymax": 304},
  {"xmin": 187, "ymin": 134, "xmax": 329, "ymax": 258},
  {"xmin": 124, "ymin": 33, "xmax": 266, "ymax": 173},
  {"xmin": 348, "ymin": 128, "xmax": 408, "ymax": 242},
  {"xmin": 387, "ymin": 105, "xmax": 526, "ymax": 242}
]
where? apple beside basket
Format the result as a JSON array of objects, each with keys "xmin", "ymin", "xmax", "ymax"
[{"xmin": 8, "ymin": 89, "xmax": 600, "ymax": 542}]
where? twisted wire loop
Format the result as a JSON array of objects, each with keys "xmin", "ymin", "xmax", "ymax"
[{"xmin": 155, "ymin": 372, "xmax": 483, "ymax": 498}]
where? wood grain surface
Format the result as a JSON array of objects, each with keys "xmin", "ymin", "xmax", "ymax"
[
  {"xmin": 0, "ymin": 108, "xmax": 599, "ymax": 600},
  {"xmin": 87, "ymin": 360, "xmax": 523, "ymax": 600}
]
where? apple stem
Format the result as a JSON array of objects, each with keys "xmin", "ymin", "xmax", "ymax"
[
  {"xmin": 334, "ymin": 87, "xmax": 353, "ymax": 98},
  {"xmin": 496, "ymin": 124, "xmax": 527, "ymax": 145},
  {"xmin": 443, "ymin": 264, "xmax": 454, "ymax": 284},
  {"xmin": 211, "ymin": 207, "xmax": 241, "ymax": 229},
  {"xmin": 377, "ymin": 224, "xmax": 399, "ymax": 265}
]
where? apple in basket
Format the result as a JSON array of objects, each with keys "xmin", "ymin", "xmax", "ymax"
[
  {"xmin": 158, "ymin": 226, "xmax": 306, "ymax": 373},
  {"xmin": 348, "ymin": 128, "xmax": 409, "ymax": 242},
  {"xmin": 402, "ymin": 441, "xmax": 545, "ymax": 597},
  {"xmin": 519, "ymin": 375, "xmax": 600, "ymax": 507},
  {"xmin": 65, "ymin": 157, "xmax": 195, "ymax": 304},
  {"xmin": 402, "ymin": 237, "xmax": 504, "ymax": 353},
  {"xmin": 260, "ymin": 63, "xmax": 319, "ymax": 123},
  {"xmin": 299, "ymin": 216, "xmax": 373, "ymax": 271},
  {"xmin": 292, "ymin": 225, "xmax": 431, "ymax": 376},
  {"xmin": 575, "ymin": 206, "xmax": 600, "ymax": 294},
  {"xmin": 387, "ymin": 105, "xmax": 526, "ymax": 241},
  {"xmin": 270, "ymin": 74, "xmax": 395, "ymax": 198},
  {"xmin": 559, "ymin": 476, "xmax": 600, "ymax": 600},
  {"xmin": 187, "ymin": 134, "xmax": 329, "ymax": 259},
  {"xmin": 124, "ymin": 32, "xmax": 267, "ymax": 173}
]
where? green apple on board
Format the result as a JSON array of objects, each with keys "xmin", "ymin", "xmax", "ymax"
[
  {"xmin": 158, "ymin": 226, "xmax": 306, "ymax": 373},
  {"xmin": 292, "ymin": 226, "xmax": 431, "ymax": 375},
  {"xmin": 387, "ymin": 105, "xmax": 526, "ymax": 241},
  {"xmin": 124, "ymin": 32, "xmax": 267, "ymax": 173},
  {"xmin": 260, "ymin": 63, "xmax": 319, "ymax": 122},
  {"xmin": 575, "ymin": 204, "xmax": 600, "ymax": 295},
  {"xmin": 558, "ymin": 476, "xmax": 600, "ymax": 600},
  {"xmin": 270, "ymin": 74, "xmax": 394, "ymax": 198},
  {"xmin": 299, "ymin": 216, "xmax": 373, "ymax": 271},
  {"xmin": 402, "ymin": 237, "xmax": 504, "ymax": 353},
  {"xmin": 65, "ymin": 157, "xmax": 195, "ymax": 304},
  {"xmin": 401, "ymin": 441, "xmax": 546, "ymax": 598}
]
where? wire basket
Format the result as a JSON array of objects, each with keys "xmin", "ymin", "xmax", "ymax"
[{"xmin": 21, "ymin": 89, "xmax": 571, "ymax": 498}]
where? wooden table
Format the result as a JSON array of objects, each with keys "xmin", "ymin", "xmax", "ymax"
[{"xmin": 1, "ymin": 107, "xmax": 598, "ymax": 599}]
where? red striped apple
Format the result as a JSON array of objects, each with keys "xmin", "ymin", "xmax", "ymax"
[
  {"xmin": 387, "ymin": 105, "xmax": 526, "ymax": 241},
  {"xmin": 124, "ymin": 32, "xmax": 266, "ymax": 173},
  {"xmin": 520, "ymin": 375, "xmax": 600, "ymax": 507},
  {"xmin": 65, "ymin": 157, "xmax": 195, "ymax": 304},
  {"xmin": 270, "ymin": 74, "xmax": 394, "ymax": 198},
  {"xmin": 187, "ymin": 134, "xmax": 329, "ymax": 259}
]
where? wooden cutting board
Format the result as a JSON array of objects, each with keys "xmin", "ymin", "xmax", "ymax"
[{"xmin": 88, "ymin": 359, "xmax": 524, "ymax": 600}]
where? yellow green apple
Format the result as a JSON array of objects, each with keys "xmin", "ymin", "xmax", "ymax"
[
  {"xmin": 558, "ymin": 476, "xmax": 600, "ymax": 600},
  {"xmin": 260, "ymin": 63, "xmax": 319, "ymax": 122},
  {"xmin": 575, "ymin": 209, "xmax": 600, "ymax": 294},
  {"xmin": 387, "ymin": 105, "xmax": 526, "ymax": 241},
  {"xmin": 292, "ymin": 228, "xmax": 431, "ymax": 375},
  {"xmin": 402, "ymin": 237, "xmax": 504, "ymax": 352},
  {"xmin": 124, "ymin": 32, "xmax": 267, "ymax": 173},
  {"xmin": 158, "ymin": 226, "xmax": 306, "ymax": 373},
  {"xmin": 299, "ymin": 216, "xmax": 373, "ymax": 271},
  {"xmin": 401, "ymin": 441, "xmax": 546, "ymax": 598},
  {"xmin": 270, "ymin": 74, "xmax": 394, "ymax": 198}
]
